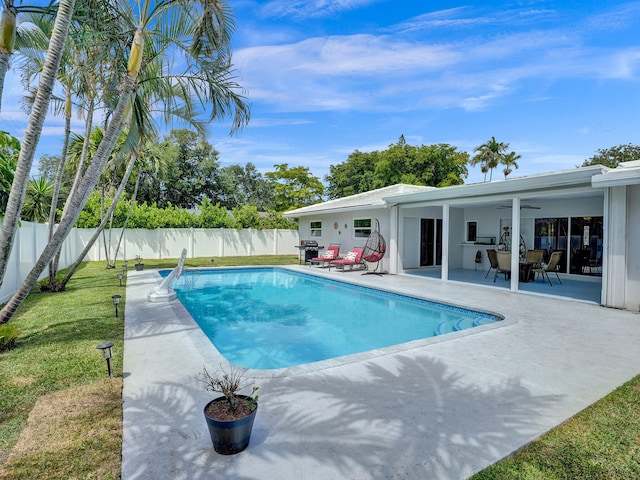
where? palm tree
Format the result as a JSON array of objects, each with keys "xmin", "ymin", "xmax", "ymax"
[
  {"xmin": 22, "ymin": 177, "xmax": 53, "ymax": 221},
  {"xmin": 0, "ymin": 0, "xmax": 76, "ymax": 292},
  {"xmin": 0, "ymin": 0, "xmax": 18, "ymax": 112},
  {"xmin": 0, "ymin": 0, "xmax": 54, "ymax": 112},
  {"xmin": 502, "ymin": 151, "xmax": 521, "ymax": 179},
  {"xmin": 0, "ymin": 0, "xmax": 249, "ymax": 323},
  {"xmin": 471, "ymin": 136, "xmax": 509, "ymax": 182}
]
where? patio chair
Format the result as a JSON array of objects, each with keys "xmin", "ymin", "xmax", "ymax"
[
  {"xmin": 525, "ymin": 249, "xmax": 544, "ymax": 266},
  {"xmin": 329, "ymin": 247, "xmax": 366, "ymax": 272},
  {"xmin": 362, "ymin": 219, "xmax": 386, "ymax": 274},
  {"xmin": 493, "ymin": 251, "xmax": 511, "ymax": 282},
  {"xmin": 309, "ymin": 245, "xmax": 340, "ymax": 267},
  {"xmin": 474, "ymin": 250, "xmax": 482, "ymax": 271},
  {"xmin": 532, "ymin": 251, "xmax": 563, "ymax": 286},
  {"xmin": 485, "ymin": 249, "xmax": 498, "ymax": 278}
]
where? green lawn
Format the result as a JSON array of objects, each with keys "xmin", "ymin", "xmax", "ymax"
[
  {"xmin": 0, "ymin": 255, "xmax": 638, "ymax": 479},
  {"xmin": 0, "ymin": 255, "xmax": 296, "ymax": 479}
]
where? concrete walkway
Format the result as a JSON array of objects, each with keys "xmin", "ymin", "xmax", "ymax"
[{"xmin": 122, "ymin": 266, "xmax": 640, "ymax": 480}]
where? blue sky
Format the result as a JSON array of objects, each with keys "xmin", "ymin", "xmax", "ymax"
[{"xmin": 1, "ymin": 0, "xmax": 639, "ymax": 185}]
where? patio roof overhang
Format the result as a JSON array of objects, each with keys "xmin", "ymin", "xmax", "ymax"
[
  {"xmin": 284, "ymin": 202, "xmax": 391, "ymax": 218},
  {"xmin": 383, "ymin": 166, "xmax": 607, "ymax": 208},
  {"xmin": 592, "ymin": 161, "xmax": 640, "ymax": 187}
]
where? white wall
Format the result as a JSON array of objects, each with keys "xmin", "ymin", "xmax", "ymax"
[
  {"xmin": 0, "ymin": 225, "xmax": 299, "ymax": 303},
  {"xmin": 625, "ymin": 185, "xmax": 640, "ymax": 311},
  {"xmin": 297, "ymin": 208, "xmax": 392, "ymax": 271},
  {"xmin": 0, "ymin": 220, "xmax": 76, "ymax": 303},
  {"xmin": 76, "ymin": 228, "xmax": 300, "ymax": 262}
]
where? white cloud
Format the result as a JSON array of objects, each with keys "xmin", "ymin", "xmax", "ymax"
[{"xmin": 262, "ymin": 0, "xmax": 380, "ymax": 19}]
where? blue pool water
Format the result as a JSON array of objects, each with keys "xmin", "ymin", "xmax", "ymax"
[{"xmin": 166, "ymin": 268, "xmax": 501, "ymax": 370}]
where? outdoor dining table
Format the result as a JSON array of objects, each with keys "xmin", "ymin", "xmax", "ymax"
[{"xmin": 519, "ymin": 261, "xmax": 536, "ymax": 282}]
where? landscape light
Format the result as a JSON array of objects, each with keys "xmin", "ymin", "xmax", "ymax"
[
  {"xmin": 112, "ymin": 294, "xmax": 122, "ymax": 317},
  {"xmin": 96, "ymin": 341, "xmax": 115, "ymax": 378},
  {"xmin": 117, "ymin": 273, "xmax": 123, "ymax": 287}
]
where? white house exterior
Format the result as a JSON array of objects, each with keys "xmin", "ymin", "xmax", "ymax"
[{"xmin": 284, "ymin": 162, "xmax": 640, "ymax": 312}]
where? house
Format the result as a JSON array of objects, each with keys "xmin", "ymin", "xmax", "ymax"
[{"xmin": 284, "ymin": 162, "xmax": 640, "ymax": 311}]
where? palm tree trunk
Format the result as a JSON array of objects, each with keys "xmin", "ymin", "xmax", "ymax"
[
  {"xmin": 0, "ymin": 53, "xmax": 9, "ymax": 112},
  {"xmin": 0, "ymin": 0, "xmax": 76, "ymax": 288},
  {"xmin": 0, "ymin": 1, "xmax": 17, "ymax": 113},
  {"xmin": 112, "ymin": 168, "xmax": 141, "ymax": 263},
  {"xmin": 61, "ymin": 147, "xmax": 138, "ymax": 289},
  {"xmin": 48, "ymin": 85, "xmax": 73, "ymax": 281},
  {"xmin": 0, "ymin": 74, "xmax": 136, "ymax": 324},
  {"xmin": 51, "ymin": 100, "xmax": 95, "ymax": 277},
  {"xmin": 59, "ymin": 100, "xmax": 94, "ymax": 226}
]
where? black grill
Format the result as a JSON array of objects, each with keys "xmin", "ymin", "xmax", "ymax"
[{"xmin": 295, "ymin": 240, "xmax": 324, "ymax": 263}]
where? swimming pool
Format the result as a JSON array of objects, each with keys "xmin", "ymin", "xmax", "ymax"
[{"xmin": 167, "ymin": 268, "xmax": 501, "ymax": 370}]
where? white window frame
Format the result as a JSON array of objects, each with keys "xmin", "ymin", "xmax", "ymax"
[
  {"xmin": 353, "ymin": 218, "xmax": 372, "ymax": 238},
  {"xmin": 310, "ymin": 221, "xmax": 322, "ymax": 237}
]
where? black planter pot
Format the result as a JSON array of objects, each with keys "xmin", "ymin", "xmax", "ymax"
[
  {"xmin": 135, "ymin": 263, "xmax": 144, "ymax": 271},
  {"xmin": 204, "ymin": 396, "xmax": 257, "ymax": 455}
]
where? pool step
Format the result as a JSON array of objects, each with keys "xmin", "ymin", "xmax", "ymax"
[
  {"xmin": 454, "ymin": 317, "xmax": 475, "ymax": 331},
  {"xmin": 435, "ymin": 316, "xmax": 490, "ymax": 336},
  {"xmin": 434, "ymin": 321, "xmax": 454, "ymax": 336},
  {"xmin": 473, "ymin": 316, "xmax": 494, "ymax": 327}
]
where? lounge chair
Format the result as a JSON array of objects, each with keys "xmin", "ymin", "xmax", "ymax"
[
  {"xmin": 532, "ymin": 251, "xmax": 563, "ymax": 285},
  {"xmin": 309, "ymin": 245, "xmax": 340, "ymax": 267},
  {"xmin": 329, "ymin": 247, "xmax": 366, "ymax": 272}
]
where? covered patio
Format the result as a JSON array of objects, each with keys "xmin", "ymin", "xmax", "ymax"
[
  {"xmin": 403, "ymin": 266, "xmax": 602, "ymax": 304},
  {"xmin": 389, "ymin": 166, "xmax": 613, "ymax": 307}
]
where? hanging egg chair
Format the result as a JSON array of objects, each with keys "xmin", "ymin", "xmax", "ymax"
[{"xmin": 362, "ymin": 219, "xmax": 387, "ymax": 274}]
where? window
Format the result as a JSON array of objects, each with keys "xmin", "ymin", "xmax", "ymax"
[
  {"xmin": 310, "ymin": 221, "xmax": 322, "ymax": 237},
  {"xmin": 466, "ymin": 221, "xmax": 477, "ymax": 242},
  {"xmin": 353, "ymin": 218, "xmax": 372, "ymax": 238}
]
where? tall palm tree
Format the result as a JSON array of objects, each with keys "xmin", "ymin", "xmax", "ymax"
[
  {"xmin": 502, "ymin": 151, "xmax": 521, "ymax": 179},
  {"xmin": 0, "ymin": 0, "xmax": 76, "ymax": 291},
  {"xmin": 471, "ymin": 136, "xmax": 508, "ymax": 182},
  {"xmin": 0, "ymin": 0, "xmax": 249, "ymax": 323}
]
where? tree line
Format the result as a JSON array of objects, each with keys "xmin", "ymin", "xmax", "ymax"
[{"xmin": 33, "ymin": 128, "xmax": 321, "ymax": 226}]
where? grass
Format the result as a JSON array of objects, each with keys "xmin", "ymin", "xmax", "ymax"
[
  {"xmin": 0, "ymin": 255, "xmax": 296, "ymax": 479},
  {"xmin": 0, "ymin": 253, "xmax": 638, "ymax": 479},
  {"xmin": 470, "ymin": 375, "xmax": 640, "ymax": 479}
]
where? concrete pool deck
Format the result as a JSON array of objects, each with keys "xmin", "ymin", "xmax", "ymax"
[{"xmin": 122, "ymin": 266, "xmax": 640, "ymax": 480}]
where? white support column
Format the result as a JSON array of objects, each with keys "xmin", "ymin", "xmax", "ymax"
[
  {"xmin": 603, "ymin": 186, "xmax": 626, "ymax": 308},
  {"xmin": 389, "ymin": 206, "xmax": 399, "ymax": 274},
  {"xmin": 510, "ymin": 198, "xmax": 521, "ymax": 291},
  {"xmin": 441, "ymin": 204, "xmax": 449, "ymax": 281}
]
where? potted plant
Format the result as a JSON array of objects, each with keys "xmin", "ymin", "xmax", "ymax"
[
  {"xmin": 134, "ymin": 255, "xmax": 144, "ymax": 271},
  {"xmin": 200, "ymin": 365, "xmax": 259, "ymax": 455}
]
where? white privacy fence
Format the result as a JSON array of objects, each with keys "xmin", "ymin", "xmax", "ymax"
[{"xmin": 0, "ymin": 222, "xmax": 299, "ymax": 303}]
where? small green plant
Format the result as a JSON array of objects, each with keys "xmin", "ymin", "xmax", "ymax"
[
  {"xmin": 38, "ymin": 275, "xmax": 66, "ymax": 292},
  {"xmin": 0, "ymin": 323, "xmax": 18, "ymax": 352},
  {"xmin": 200, "ymin": 364, "xmax": 259, "ymax": 414}
]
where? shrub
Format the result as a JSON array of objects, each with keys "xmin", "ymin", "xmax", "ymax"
[
  {"xmin": 0, "ymin": 323, "xmax": 18, "ymax": 352},
  {"xmin": 38, "ymin": 275, "xmax": 66, "ymax": 292}
]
